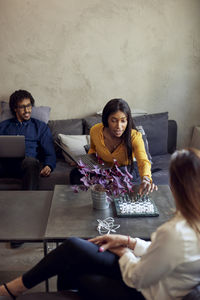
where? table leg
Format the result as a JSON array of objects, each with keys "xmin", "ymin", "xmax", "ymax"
[{"xmin": 43, "ymin": 241, "xmax": 49, "ymax": 292}]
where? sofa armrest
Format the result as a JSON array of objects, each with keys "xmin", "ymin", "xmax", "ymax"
[{"xmin": 167, "ymin": 120, "xmax": 177, "ymax": 154}]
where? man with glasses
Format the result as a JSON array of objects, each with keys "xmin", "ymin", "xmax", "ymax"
[
  {"xmin": 0, "ymin": 89, "xmax": 56, "ymax": 188},
  {"xmin": 0, "ymin": 90, "xmax": 56, "ymax": 247}
]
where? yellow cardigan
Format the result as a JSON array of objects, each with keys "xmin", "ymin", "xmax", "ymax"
[{"xmin": 88, "ymin": 123, "xmax": 151, "ymax": 180}]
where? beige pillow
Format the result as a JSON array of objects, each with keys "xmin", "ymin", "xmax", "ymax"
[{"xmin": 58, "ymin": 134, "xmax": 90, "ymax": 164}]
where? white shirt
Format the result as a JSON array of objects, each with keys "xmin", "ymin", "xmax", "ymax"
[{"xmin": 119, "ymin": 213, "xmax": 200, "ymax": 300}]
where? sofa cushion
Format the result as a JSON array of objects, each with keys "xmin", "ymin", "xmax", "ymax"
[
  {"xmin": 136, "ymin": 125, "xmax": 152, "ymax": 163},
  {"xmin": 151, "ymin": 154, "xmax": 171, "ymax": 185},
  {"xmin": 0, "ymin": 177, "xmax": 23, "ymax": 190},
  {"xmin": 58, "ymin": 134, "xmax": 90, "ymax": 164},
  {"xmin": 96, "ymin": 108, "xmax": 148, "ymax": 117},
  {"xmin": 48, "ymin": 119, "xmax": 84, "ymax": 141},
  {"xmin": 134, "ymin": 112, "xmax": 169, "ymax": 156},
  {"xmin": 83, "ymin": 115, "xmax": 102, "ymax": 134},
  {"xmin": 0, "ymin": 101, "xmax": 51, "ymax": 124},
  {"xmin": 38, "ymin": 159, "xmax": 73, "ymax": 189},
  {"xmin": 0, "ymin": 159, "xmax": 74, "ymax": 190}
]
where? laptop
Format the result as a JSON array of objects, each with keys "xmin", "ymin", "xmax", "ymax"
[
  {"xmin": 55, "ymin": 140, "xmax": 110, "ymax": 169},
  {"xmin": 0, "ymin": 135, "xmax": 25, "ymax": 158}
]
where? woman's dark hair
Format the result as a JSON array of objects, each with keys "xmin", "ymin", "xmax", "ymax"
[
  {"xmin": 102, "ymin": 98, "xmax": 136, "ymax": 167},
  {"xmin": 170, "ymin": 148, "xmax": 200, "ymax": 234},
  {"xmin": 9, "ymin": 90, "xmax": 35, "ymax": 116}
]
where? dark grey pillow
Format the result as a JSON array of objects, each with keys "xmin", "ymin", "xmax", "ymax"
[
  {"xmin": 83, "ymin": 115, "xmax": 102, "ymax": 134},
  {"xmin": 134, "ymin": 112, "xmax": 168, "ymax": 156},
  {"xmin": 48, "ymin": 119, "xmax": 84, "ymax": 141},
  {"xmin": 136, "ymin": 125, "xmax": 152, "ymax": 163},
  {"xmin": 48, "ymin": 119, "xmax": 84, "ymax": 159}
]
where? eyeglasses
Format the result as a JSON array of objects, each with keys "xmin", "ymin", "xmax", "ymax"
[{"xmin": 17, "ymin": 103, "xmax": 32, "ymax": 110}]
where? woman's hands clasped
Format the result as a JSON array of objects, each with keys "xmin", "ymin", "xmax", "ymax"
[
  {"xmin": 88, "ymin": 234, "xmax": 136, "ymax": 257},
  {"xmin": 89, "ymin": 234, "xmax": 127, "ymax": 251}
]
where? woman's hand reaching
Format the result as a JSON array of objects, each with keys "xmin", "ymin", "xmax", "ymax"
[
  {"xmin": 139, "ymin": 176, "xmax": 158, "ymax": 196},
  {"xmin": 88, "ymin": 234, "xmax": 136, "ymax": 253}
]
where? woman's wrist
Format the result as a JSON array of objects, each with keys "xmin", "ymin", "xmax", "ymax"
[
  {"xmin": 142, "ymin": 176, "xmax": 152, "ymax": 183},
  {"xmin": 126, "ymin": 236, "xmax": 136, "ymax": 250}
]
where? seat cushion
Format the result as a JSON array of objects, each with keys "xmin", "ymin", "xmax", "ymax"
[
  {"xmin": 0, "ymin": 177, "xmax": 23, "ymax": 190},
  {"xmin": 0, "ymin": 159, "xmax": 73, "ymax": 191},
  {"xmin": 48, "ymin": 119, "xmax": 84, "ymax": 141},
  {"xmin": 151, "ymin": 154, "xmax": 171, "ymax": 185},
  {"xmin": 38, "ymin": 159, "xmax": 73, "ymax": 190}
]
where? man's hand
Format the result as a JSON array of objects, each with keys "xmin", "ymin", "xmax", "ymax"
[{"xmin": 40, "ymin": 165, "xmax": 51, "ymax": 177}]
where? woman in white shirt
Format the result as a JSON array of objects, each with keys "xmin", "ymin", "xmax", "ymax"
[{"xmin": 1, "ymin": 148, "xmax": 200, "ymax": 299}]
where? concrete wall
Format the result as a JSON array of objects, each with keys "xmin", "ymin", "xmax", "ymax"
[{"xmin": 0, "ymin": 0, "xmax": 200, "ymax": 148}]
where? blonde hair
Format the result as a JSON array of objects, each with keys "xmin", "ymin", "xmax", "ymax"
[{"xmin": 170, "ymin": 148, "xmax": 200, "ymax": 234}]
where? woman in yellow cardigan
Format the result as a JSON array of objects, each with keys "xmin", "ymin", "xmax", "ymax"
[
  {"xmin": 88, "ymin": 98, "xmax": 157, "ymax": 195},
  {"xmin": 70, "ymin": 98, "xmax": 157, "ymax": 195}
]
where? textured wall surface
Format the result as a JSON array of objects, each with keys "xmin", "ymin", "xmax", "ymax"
[{"xmin": 0, "ymin": 0, "xmax": 200, "ymax": 148}]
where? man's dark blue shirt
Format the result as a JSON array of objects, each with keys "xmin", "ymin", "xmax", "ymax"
[{"xmin": 0, "ymin": 118, "xmax": 56, "ymax": 170}]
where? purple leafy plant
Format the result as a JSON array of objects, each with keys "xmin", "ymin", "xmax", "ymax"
[{"xmin": 71, "ymin": 159, "xmax": 134, "ymax": 198}]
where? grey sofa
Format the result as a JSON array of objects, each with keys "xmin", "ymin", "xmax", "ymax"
[
  {"xmin": 0, "ymin": 112, "xmax": 177, "ymax": 190},
  {"xmin": 0, "ymin": 112, "xmax": 199, "ymax": 300}
]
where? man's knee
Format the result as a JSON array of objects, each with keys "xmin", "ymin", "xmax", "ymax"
[
  {"xmin": 69, "ymin": 168, "xmax": 83, "ymax": 185},
  {"xmin": 21, "ymin": 157, "xmax": 40, "ymax": 171},
  {"xmin": 21, "ymin": 157, "xmax": 40, "ymax": 190}
]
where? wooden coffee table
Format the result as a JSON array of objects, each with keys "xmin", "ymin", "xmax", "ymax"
[{"xmin": 45, "ymin": 185, "xmax": 175, "ymax": 242}]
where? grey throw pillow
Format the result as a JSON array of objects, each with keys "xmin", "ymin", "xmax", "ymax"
[
  {"xmin": 136, "ymin": 125, "xmax": 152, "ymax": 163},
  {"xmin": 134, "ymin": 112, "xmax": 169, "ymax": 156},
  {"xmin": 0, "ymin": 101, "xmax": 51, "ymax": 124},
  {"xmin": 83, "ymin": 116, "xmax": 102, "ymax": 134},
  {"xmin": 48, "ymin": 119, "xmax": 84, "ymax": 159},
  {"xmin": 48, "ymin": 119, "xmax": 84, "ymax": 141}
]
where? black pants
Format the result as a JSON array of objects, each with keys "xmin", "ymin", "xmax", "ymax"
[
  {"xmin": 0, "ymin": 157, "xmax": 40, "ymax": 190},
  {"xmin": 22, "ymin": 237, "xmax": 145, "ymax": 300}
]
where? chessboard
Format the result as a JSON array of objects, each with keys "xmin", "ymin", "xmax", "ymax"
[{"xmin": 114, "ymin": 193, "xmax": 159, "ymax": 217}]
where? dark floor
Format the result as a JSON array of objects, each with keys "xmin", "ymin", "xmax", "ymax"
[{"xmin": 0, "ymin": 242, "xmax": 57, "ymax": 293}]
